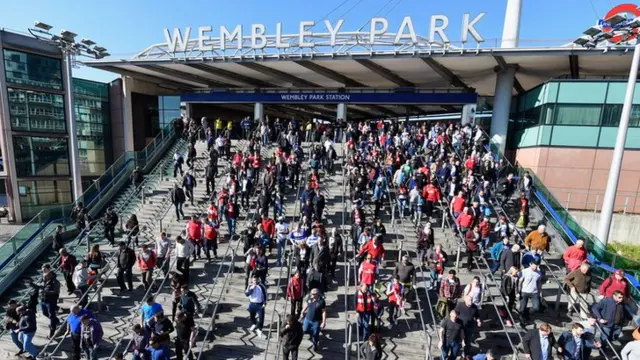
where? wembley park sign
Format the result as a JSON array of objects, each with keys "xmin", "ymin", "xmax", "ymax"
[{"xmin": 163, "ymin": 14, "xmax": 487, "ymax": 54}]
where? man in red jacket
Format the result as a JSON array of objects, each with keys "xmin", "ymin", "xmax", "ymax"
[
  {"xmin": 359, "ymin": 255, "xmax": 378, "ymax": 291},
  {"xmin": 422, "ymin": 181, "xmax": 441, "ymax": 219},
  {"xmin": 455, "ymin": 207, "xmax": 475, "ymax": 235},
  {"xmin": 562, "ymin": 239, "xmax": 587, "ymax": 273},
  {"xmin": 287, "ymin": 271, "xmax": 304, "ymax": 318},
  {"xmin": 357, "ymin": 236, "xmax": 386, "ymax": 265},
  {"xmin": 599, "ymin": 269, "xmax": 630, "ymax": 299},
  {"xmin": 478, "ymin": 216, "xmax": 492, "ymax": 251},
  {"xmin": 261, "ymin": 214, "xmax": 276, "ymax": 255},
  {"xmin": 450, "ymin": 191, "xmax": 466, "ymax": 217},
  {"xmin": 186, "ymin": 215, "xmax": 203, "ymax": 262}
]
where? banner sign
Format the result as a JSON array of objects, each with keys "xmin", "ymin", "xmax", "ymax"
[
  {"xmin": 164, "ymin": 14, "xmax": 486, "ymax": 54},
  {"xmin": 180, "ymin": 91, "xmax": 478, "ymax": 104}
]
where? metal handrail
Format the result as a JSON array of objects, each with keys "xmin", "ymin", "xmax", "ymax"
[
  {"xmin": 180, "ymin": 138, "xmax": 253, "ymax": 360},
  {"xmin": 197, "ymin": 140, "xmax": 276, "ymax": 358},
  {"xmin": 269, "ymin": 140, "xmax": 315, "ymax": 360},
  {"xmin": 386, "ymin": 166, "xmax": 433, "ymax": 360},
  {"xmin": 0, "ymin": 135, "xmax": 184, "ymax": 306},
  {"xmin": 105, "ymin": 150, "xmax": 212, "ymax": 359},
  {"xmin": 444, "ymin": 141, "xmax": 523, "ymax": 358}
]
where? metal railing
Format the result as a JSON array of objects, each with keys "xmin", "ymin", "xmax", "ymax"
[
  {"xmin": 481, "ymin": 127, "xmax": 640, "ymax": 298},
  {"xmin": 560, "ymin": 190, "xmax": 640, "ymax": 214},
  {"xmin": 267, "ymin": 140, "xmax": 315, "ymax": 360},
  {"xmin": 0, "ymin": 121, "xmax": 179, "ymax": 294},
  {"xmin": 197, "ymin": 139, "xmax": 275, "ymax": 358}
]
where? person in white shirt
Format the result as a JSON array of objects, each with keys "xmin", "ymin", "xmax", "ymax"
[
  {"xmin": 245, "ymin": 274, "xmax": 267, "ymax": 338},
  {"xmin": 175, "ymin": 236, "xmax": 194, "ymax": 282},
  {"xmin": 275, "ymin": 217, "xmax": 290, "ymax": 267},
  {"xmin": 72, "ymin": 259, "xmax": 90, "ymax": 308},
  {"xmin": 462, "ymin": 276, "xmax": 484, "ymax": 307},
  {"xmin": 155, "ymin": 232, "xmax": 172, "ymax": 276}
]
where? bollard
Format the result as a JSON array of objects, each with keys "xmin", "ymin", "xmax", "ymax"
[
  {"xmin": 624, "ymin": 196, "xmax": 629, "ymax": 215},
  {"xmin": 594, "ymin": 195, "xmax": 599, "ymax": 213},
  {"xmin": 566, "ymin": 193, "xmax": 571, "ymax": 210}
]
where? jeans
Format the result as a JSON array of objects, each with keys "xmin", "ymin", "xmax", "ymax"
[
  {"xmin": 174, "ymin": 164, "xmax": 183, "ymax": 177},
  {"xmin": 356, "ymin": 313, "xmax": 371, "ymax": 341},
  {"xmin": 397, "ymin": 198, "xmax": 407, "ymax": 217},
  {"xmin": 227, "ymin": 217, "xmax": 236, "ymax": 235},
  {"xmin": 141, "ymin": 270, "xmax": 154, "ymax": 290},
  {"xmin": 71, "ymin": 332, "xmax": 82, "ymax": 360},
  {"xmin": 40, "ymin": 300, "xmax": 59, "ymax": 331},
  {"xmin": 441, "ymin": 340, "xmax": 462, "ymax": 360},
  {"xmin": 18, "ymin": 332, "xmax": 37, "ymax": 357},
  {"xmin": 303, "ymin": 318, "xmax": 321, "ymax": 346},
  {"xmin": 276, "ymin": 238, "xmax": 286, "ymax": 266},
  {"xmin": 157, "ymin": 256, "xmax": 170, "ymax": 276},
  {"xmin": 480, "ymin": 237, "xmax": 491, "ymax": 251},
  {"xmin": 175, "ymin": 337, "xmax": 194, "ymax": 360},
  {"xmin": 105, "ymin": 226, "xmax": 116, "ymax": 245},
  {"xmin": 177, "ymin": 257, "xmax": 190, "ymax": 283},
  {"xmin": 10, "ymin": 331, "xmax": 22, "ymax": 352},
  {"xmin": 283, "ymin": 345, "xmax": 299, "ymax": 360},
  {"xmin": 600, "ymin": 325, "xmax": 622, "ymax": 348},
  {"xmin": 84, "ymin": 346, "xmax": 98, "ymax": 360},
  {"xmin": 519, "ymin": 292, "xmax": 540, "ymax": 321},
  {"xmin": 429, "ymin": 269, "xmax": 440, "ymax": 289},
  {"xmin": 248, "ymin": 302, "xmax": 265, "ymax": 330},
  {"xmin": 175, "ymin": 202, "xmax": 185, "ymax": 219}
]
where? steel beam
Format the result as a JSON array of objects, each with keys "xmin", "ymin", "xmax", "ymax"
[
  {"xmin": 295, "ymin": 60, "xmax": 364, "ymax": 87},
  {"xmin": 239, "ymin": 62, "xmax": 320, "ymax": 87},
  {"xmin": 186, "ymin": 63, "xmax": 273, "ymax": 87},
  {"xmin": 493, "ymin": 56, "xmax": 525, "ymax": 94},
  {"xmin": 96, "ymin": 66, "xmax": 193, "ymax": 90},
  {"xmin": 355, "ymin": 59, "xmax": 414, "ymax": 87},
  {"xmin": 145, "ymin": 65, "xmax": 232, "ymax": 88},
  {"xmin": 420, "ymin": 58, "xmax": 472, "ymax": 90},
  {"xmin": 569, "ymin": 55, "xmax": 580, "ymax": 79}
]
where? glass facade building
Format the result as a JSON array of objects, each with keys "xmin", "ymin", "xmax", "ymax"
[
  {"xmin": 508, "ymin": 80, "xmax": 640, "ymax": 149},
  {"xmin": 158, "ymin": 95, "xmax": 181, "ymax": 130},
  {"xmin": 1, "ymin": 46, "xmax": 113, "ymax": 220}
]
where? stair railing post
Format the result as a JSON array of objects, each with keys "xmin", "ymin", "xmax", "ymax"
[{"xmin": 455, "ymin": 245, "xmax": 461, "ymax": 273}]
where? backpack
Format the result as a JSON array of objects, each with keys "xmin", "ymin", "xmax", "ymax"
[
  {"xmin": 435, "ymin": 296, "xmax": 449, "ymax": 318},
  {"xmin": 490, "ymin": 242, "xmax": 504, "ymax": 261}
]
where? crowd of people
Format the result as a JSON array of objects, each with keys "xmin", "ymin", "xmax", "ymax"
[{"xmin": 2, "ymin": 115, "xmax": 639, "ymax": 360}]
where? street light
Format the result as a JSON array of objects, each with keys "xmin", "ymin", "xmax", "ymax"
[
  {"xmin": 27, "ymin": 21, "xmax": 110, "ymax": 203},
  {"xmin": 574, "ymin": 9, "xmax": 640, "ymax": 249}
]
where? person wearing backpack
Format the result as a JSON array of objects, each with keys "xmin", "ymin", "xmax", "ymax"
[
  {"xmin": 182, "ymin": 171, "xmax": 196, "ymax": 206},
  {"xmin": 173, "ymin": 152, "xmax": 185, "ymax": 178},
  {"xmin": 245, "ymin": 274, "xmax": 267, "ymax": 338},
  {"xmin": 490, "ymin": 237, "xmax": 511, "ymax": 274},
  {"xmin": 599, "ymin": 269, "xmax": 630, "ymax": 299}
]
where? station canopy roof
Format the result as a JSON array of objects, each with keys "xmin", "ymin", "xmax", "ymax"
[{"xmin": 86, "ymin": 43, "xmax": 636, "ymax": 120}]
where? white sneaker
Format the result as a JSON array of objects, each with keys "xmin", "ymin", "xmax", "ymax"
[
  {"xmin": 249, "ymin": 324, "xmax": 257, "ymax": 332},
  {"xmin": 256, "ymin": 329, "xmax": 264, "ymax": 338}
]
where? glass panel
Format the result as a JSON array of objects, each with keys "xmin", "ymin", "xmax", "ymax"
[
  {"xmin": 556, "ymin": 82, "xmax": 607, "ymax": 103},
  {"xmin": 13, "ymin": 136, "xmax": 70, "ymax": 177},
  {"xmin": 3, "ymin": 49, "xmax": 63, "ymax": 90},
  {"xmin": 554, "ymin": 104, "xmax": 602, "ymax": 125},
  {"xmin": 160, "ymin": 95, "xmax": 181, "ymax": 110},
  {"xmin": 601, "ymin": 104, "xmax": 640, "ymax": 127},
  {"xmin": 18, "ymin": 180, "xmax": 72, "ymax": 219},
  {"xmin": 7, "ymin": 88, "xmax": 66, "ymax": 132},
  {"xmin": 549, "ymin": 126, "xmax": 600, "ymax": 147}
]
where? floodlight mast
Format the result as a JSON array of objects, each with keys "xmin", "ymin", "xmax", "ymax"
[
  {"xmin": 26, "ymin": 21, "xmax": 110, "ymax": 202},
  {"xmin": 574, "ymin": 11, "xmax": 640, "ymax": 249}
]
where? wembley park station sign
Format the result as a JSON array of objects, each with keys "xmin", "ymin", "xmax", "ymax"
[{"xmin": 163, "ymin": 13, "xmax": 487, "ymax": 53}]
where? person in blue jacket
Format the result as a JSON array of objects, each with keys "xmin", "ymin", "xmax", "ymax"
[
  {"xmin": 592, "ymin": 290, "xmax": 633, "ymax": 348},
  {"xmin": 556, "ymin": 323, "xmax": 601, "ymax": 360},
  {"xmin": 470, "ymin": 348, "xmax": 497, "ymax": 360},
  {"xmin": 146, "ymin": 335, "xmax": 170, "ymax": 360}
]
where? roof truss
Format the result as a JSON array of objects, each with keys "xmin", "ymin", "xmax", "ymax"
[{"xmin": 420, "ymin": 58, "xmax": 472, "ymax": 91}]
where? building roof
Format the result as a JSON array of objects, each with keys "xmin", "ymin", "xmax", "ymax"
[{"xmin": 85, "ymin": 46, "xmax": 635, "ymax": 120}]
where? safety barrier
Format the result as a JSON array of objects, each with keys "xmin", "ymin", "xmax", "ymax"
[{"xmin": 0, "ymin": 121, "xmax": 179, "ymax": 297}]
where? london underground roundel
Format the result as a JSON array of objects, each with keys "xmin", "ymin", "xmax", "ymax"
[{"xmin": 602, "ymin": 3, "xmax": 640, "ymax": 43}]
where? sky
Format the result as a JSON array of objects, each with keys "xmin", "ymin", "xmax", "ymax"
[{"xmin": 0, "ymin": 0, "xmax": 619, "ymax": 83}]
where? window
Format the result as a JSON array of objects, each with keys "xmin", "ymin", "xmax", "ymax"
[
  {"xmin": 7, "ymin": 88, "xmax": 66, "ymax": 132},
  {"xmin": 73, "ymin": 78, "xmax": 111, "ymax": 176},
  {"xmin": 13, "ymin": 136, "xmax": 69, "ymax": 177},
  {"xmin": 601, "ymin": 104, "xmax": 640, "ymax": 127},
  {"xmin": 554, "ymin": 104, "xmax": 602, "ymax": 126},
  {"xmin": 3, "ymin": 49, "xmax": 63, "ymax": 90},
  {"xmin": 18, "ymin": 180, "xmax": 72, "ymax": 220}
]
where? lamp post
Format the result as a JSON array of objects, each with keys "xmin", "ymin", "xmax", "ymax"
[
  {"xmin": 574, "ymin": 12, "xmax": 640, "ymax": 249},
  {"xmin": 29, "ymin": 22, "xmax": 109, "ymax": 203}
]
